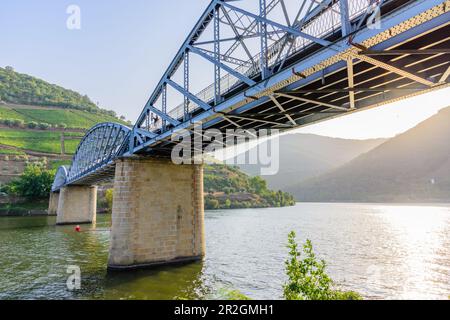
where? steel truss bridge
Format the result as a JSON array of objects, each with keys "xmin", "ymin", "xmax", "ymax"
[{"xmin": 52, "ymin": 0, "xmax": 450, "ymax": 191}]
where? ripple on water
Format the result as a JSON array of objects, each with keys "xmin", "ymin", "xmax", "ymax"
[{"xmin": 0, "ymin": 203, "xmax": 449, "ymax": 300}]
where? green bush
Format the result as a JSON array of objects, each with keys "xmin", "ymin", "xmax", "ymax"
[
  {"xmin": 27, "ymin": 121, "xmax": 38, "ymax": 129},
  {"xmin": 38, "ymin": 122, "xmax": 51, "ymax": 130},
  {"xmin": 284, "ymin": 231, "xmax": 362, "ymax": 300},
  {"xmin": 6, "ymin": 163, "xmax": 55, "ymax": 199},
  {"xmin": 205, "ymin": 197, "xmax": 220, "ymax": 210},
  {"xmin": 12, "ymin": 119, "xmax": 25, "ymax": 127},
  {"xmin": 105, "ymin": 189, "xmax": 114, "ymax": 212}
]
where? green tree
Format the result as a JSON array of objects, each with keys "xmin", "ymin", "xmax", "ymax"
[
  {"xmin": 27, "ymin": 121, "xmax": 38, "ymax": 129},
  {"xmin": 249, "ymin": 176, "xmax": 267, "ymax": 194},
  {"xmin": 205, "ymin": 197, "xmax": 220, "ymax": 210},
  {"xmin": 7, "ymin": 163, "xmax": 55, "ymax": 199},
  {"xmin": 284, "ymin": 231, "xmax": 362, "ymax": 300},
  {"xmin": 105, "ymin": 189, "xmax": 114, "ymax": 212}
]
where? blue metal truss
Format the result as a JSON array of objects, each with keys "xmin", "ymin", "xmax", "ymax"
[
  {"xmin": 64, "ymin": 123, "xmax": 131, "ymax": 186},
  {"xmin": 55, "ymin": 0, "xmax": 450, "ymax": 189}
]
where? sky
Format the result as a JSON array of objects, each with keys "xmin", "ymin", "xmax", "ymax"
[{"xmin": 1, "ymin": 0, "xmax": 449, "ymax": 140}]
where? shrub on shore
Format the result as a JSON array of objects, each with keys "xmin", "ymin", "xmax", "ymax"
[
  {"xmin": 284, "ymin": 231, "xmax": 362, "ymax": 300},
  {"xmin": 5, "ymin": 163, "xmax": 55, "ymax": 199}
]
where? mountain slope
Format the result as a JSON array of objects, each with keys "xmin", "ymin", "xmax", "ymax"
[
  {"xmin": 288, "ymin": 107, "xmax": 450, "ymax": 202},
  {"xmin": 204, "ymin": 164, "xmax": 295, "ymax": 209},
  {"xmin": 0, "ymin": 67, "xmax": 129, "ymax": 157},
  {"xmin": 234, "ymin": 133, "xmax": 386, "ymax": 190},
  {"xmin": 0, "ymin": 66, "xmax": 115, "ymax": 116}
]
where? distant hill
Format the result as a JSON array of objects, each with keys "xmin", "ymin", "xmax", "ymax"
[
  {"xmin": 0, "ymin": 66, "xmax": 116, "ymax": 116},
  {"xmin": 0, "ymin": 67, "xmax": 129, "ymax": 158},
  {"xmin": 288, "ymin": 107, "xmax": 450, "ymax": 203},
  {"xmin": 233, "ymin": 133, "xmax": 386, "ymax": 190},
  {"xmin": 204, "ymin": 164, "xmax": 295, "ymax": 209}
]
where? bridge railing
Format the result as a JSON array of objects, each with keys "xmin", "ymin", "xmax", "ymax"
[{"xmin": 160, "ymin": 0, "xmax": 372, "ymax": 126}]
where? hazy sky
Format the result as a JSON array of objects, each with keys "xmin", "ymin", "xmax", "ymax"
[{"xmin": 1, "ymin": 0, "xmax": 449, "ymax": 140}]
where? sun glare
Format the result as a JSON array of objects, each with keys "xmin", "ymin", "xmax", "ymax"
[{"xmin": 294, "ymin": 87, "xmax": 450, "ymax": 140}]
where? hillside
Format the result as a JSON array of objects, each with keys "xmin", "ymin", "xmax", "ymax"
[
  {"xmin": 204, "ymin": 164, "xmax": 295, "ymax": 209},
  {"xmin": 0, "ymin": 67, "xmax": 131, "ymax": 184},
  {"xmin": 0, "ymin": 66, "xmax": 113, "ymax": 115},
  {"xmin": 0, "ymin": 67, "xmax": 130, "ymax": 159},
  {"xmin": 0, "ymin": 104, "xmax": 127, "ymax": 129},
  {"xmin": 234, "ymin": 133, "xmax": 386, "ymax": 190},
  {"xmin": 287, "ymin": 107, "xmax": 450, "ymax": 203}
]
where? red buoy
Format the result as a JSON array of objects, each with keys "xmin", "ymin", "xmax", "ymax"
[{"xmin": 75, "ymin": 225, "xmax": 81, "ymax": 232}]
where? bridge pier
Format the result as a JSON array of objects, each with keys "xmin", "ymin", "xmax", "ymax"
[
  {"xmin": 108, "ymin": 158, "xmax": 205, "ymax": 270},
  {"xmin": 56, "ymin": 186, "xmax": 97, "ymax": 225},
  {"xmin": 48, "ymin": 191, "xmax": 59, "ymax": 216}
]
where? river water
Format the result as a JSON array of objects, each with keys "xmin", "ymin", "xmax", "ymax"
[{"xmin": 0, "ymin": 203, "xmax": 449, "ymax": 300}]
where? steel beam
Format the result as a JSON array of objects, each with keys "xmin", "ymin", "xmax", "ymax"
[
  {"xmin": 260, "ymin": 0, "xmax": 269, "ymax": 79},
  {"xmin": 220, "ymin": 1, "xmax": 336, "ymax": 49},
  {"xmin": 220, "ymin": 113, "xmax": 291, "ymax": 127},
  {"xmin": 275, "ymin": 92, "xmax": 348, "ymax": 111},
  {"xmin": 189, "ymin": 46, "xmax": 256, "ymax": 86},
  {"xmin": 146, "ymin": 104, "xmax": 180, "ymax": 126},
  {"xmin": 352, "ymin": 52, "xmax": 436, "ymax": 87},
  {"xmin": 360, "ymin": 49, "xmax": 450, "ymax": 56},
  {"xmin": 347, "ymin": 57, "xmax": 356, "ymax": 109},
  {"xmin": 439, "ymin": 65, "xmax": 450, "ymax": 83},
  {"xmin": 339, "ymin": 0, "xmax": 351, "ymax": 37},
  {"xmin": 166, "ymin": 79, "xmax": 211, "ymax": 111},
  {"xmin": 269, "ymin": 95, "xmax": 296, "ymax": 125},
  {"xmin": 214, "ymin": 7, "xmax": 221, "ymax": 105}
]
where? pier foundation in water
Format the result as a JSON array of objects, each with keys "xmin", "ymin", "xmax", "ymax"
[
  {"xmin": 56, "ymin": 185, "xmax": 97, "ymax": 225},
  {"xmin": 108, "ymin": 158, "xmax": 205, "ymax": 270}
]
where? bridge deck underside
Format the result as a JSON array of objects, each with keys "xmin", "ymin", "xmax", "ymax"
[
  {"xmin": 138, "ymin": 20, "xmax": 450, "ymax": 157},
  {"xmin": 70, "ymin": 163, "xmax": 116, "ymax": 186}
]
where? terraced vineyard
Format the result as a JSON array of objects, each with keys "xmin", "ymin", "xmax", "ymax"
[
  {"xmin": 0, "ymin": 104, "xmax": 128, "ymax": 129},
  {"xmin": 0, "ymin": 104, "xmax": 129, "ymax": 155},
  {"xmin": 0, "ymin": 129, "xmax": 83, "ymax": 154}
]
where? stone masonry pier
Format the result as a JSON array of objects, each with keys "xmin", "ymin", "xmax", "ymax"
[
  {"xmin": 56, "ymin": 186, "xmax": 97, "ymax": 225},
  {"xmin": 108, "ymin": 157, "xmax": 205, "ymax": 270}
]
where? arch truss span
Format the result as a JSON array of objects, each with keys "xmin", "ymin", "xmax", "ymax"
[{"xmin": 65, "ymin": 123, "xmax": 131, "ymax": 186}]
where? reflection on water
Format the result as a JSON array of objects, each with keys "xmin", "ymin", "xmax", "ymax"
[{"xmin": 0, "ymin": 203, "xmax": 449, "ymax": 300}]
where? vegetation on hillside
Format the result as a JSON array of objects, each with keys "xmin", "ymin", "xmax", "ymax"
[
  {"xmin": 0, "ymin": 66, "xmax": 115, "ymax": 116},
  {"xmin": 0, "ymin": 129, "xmax": 82, "ymax": 154},
  {"xmin": 204, "ymin": 164, "xmax": 295, "ymax": 209},
  {"xmin": 4, "ymin": 162, "xmax": 55, "ymax": 199},
  {"xmin": 0, "ymin": 106, "xmax": 128, "ymax": 129},
  {"xmin": 100, "ymin": 165, "xmax": 295, "ymax": 212},
  {"xmin": 284, "ymin": 231, "xmax": 362, "ymax": 300}
]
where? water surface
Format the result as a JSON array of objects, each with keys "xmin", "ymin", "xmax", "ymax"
[{"xmin": 0, "ymin": 203, "xmax": 449, "ymax": 300}]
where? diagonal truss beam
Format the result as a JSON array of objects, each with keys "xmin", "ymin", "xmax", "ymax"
[
  {"xmin": 352, "ymin": 53, "xmax": 436, "ymax": 87},
  {"xmin": 220, "ymin": 1, "xmax": 335, "ymax": 49},
  {"xmin": 275, "ymin": 92, "xmax": 349, "ymax": 111},
  {"xmin": 269, "ymin": 95, "xmax": 296, "ymax": 125},
  {"xmin": 220, "ymin": 7, "xmax": 256, "ymax": 64},
  {"xmin": 189, "ymin": 46, "xmax": 256, "ymax": 86},
  {"xmin": 439, "ymin": 65, "xmax": 450, "ymax": 83},
  {"xmin": 221, "ymin": 113, "xmax": 292, "ymax": 127},
  {"xmin": 146, "ymin": 105, "xmax": 180, "ymax": 126},
  {"xmin": 192, "ymin": 47, "xmax": 252, "ymax": 66},
  {"xmin": 166, "ymin": 79, "xmax": 211, "ymax": 111}
]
